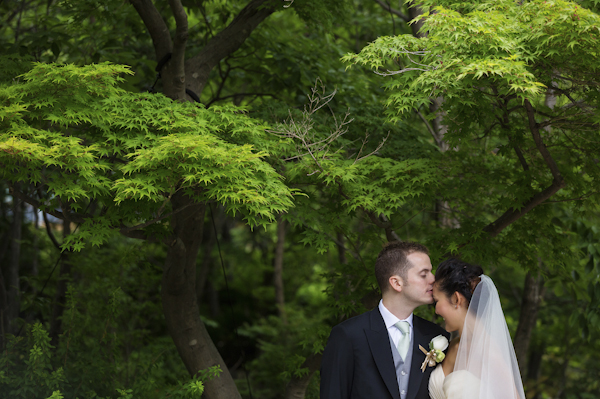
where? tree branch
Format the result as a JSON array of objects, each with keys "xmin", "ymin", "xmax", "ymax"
[
  {"xmin": 544, "ymin": 191, "xmax": 600, "ymax": 203},
  {"xmin": 119, "ymin": 201, "xmax": 196, "ymax": 234},
  {"xmin": 9, "ymin": 188, "xmax": 86, "ymax": 224},
  {"xmin": 373, "ymin": 0, "xmax": 410, "ymax": 22},
  {"xmin": 42, "ymin": 212, "xmax": 61, "ymax": 250},
  {"xmin": 482, "ymin": 181, "xmax": 565, "ymax": 238},
  {"xmin": 166, "ymin": 0, "xmax": 188, "ymax": 100},
  {"xmin": 129, "ymin": 0, "xmax": 172, "ymax": 61},
  {"xmin": 185, "ymin": 0, "xmax": 281, "ymax": 96},
  {"xmin": 481, "ymin": 101, "xmax": 566, "ymax": 238},
  {"xmin": 120, "ymin": 229, "xmax": 154, "ymax": 242},
  {"xmin": 524, "ymin": 100, "xmax": 563, "ymax": 182},
  {"xmin": 207, "ymin": 91, "xmax": 278, "ymax": 107},
  {"xmin": 303, "ymin": 225, "xmax": 361, "ymax": 261},
  {"xmin": 366, "ymin": 211, "xmax": 401, "ymax": 242},
  {"xmin": 512, "ymin": 143, "xmax": 529, "ymax": 172},
  {"xmin": 415, "ymin": 108, "xmax": 442, "ymax": 147}
]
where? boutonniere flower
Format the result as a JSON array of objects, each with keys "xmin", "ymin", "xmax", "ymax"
[{"xmin": 419, "ymin": 335, "xmax": 449, "ymax": 372}]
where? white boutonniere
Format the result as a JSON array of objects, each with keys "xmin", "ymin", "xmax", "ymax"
[{"xmin": 419, "ymin": 335, "xmax": 449, "ymax": 372}]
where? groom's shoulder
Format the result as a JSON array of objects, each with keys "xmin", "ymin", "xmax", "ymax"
[
  {"xmin": 331, "ymin": 307, "xmax": 379, "ymax": 332},
  {"xmin": 414, "ymin": 314, "xmax": 449, "ymax": 337}
]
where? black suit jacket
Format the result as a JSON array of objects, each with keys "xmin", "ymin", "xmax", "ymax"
[{"xmin": 320, "ymin": 308, "xmax": 449, "ymax": 399}]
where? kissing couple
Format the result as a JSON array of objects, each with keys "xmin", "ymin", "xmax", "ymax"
[{"xmin": 320, "ymin": 241, "xmax": 525, "ymax": 399}]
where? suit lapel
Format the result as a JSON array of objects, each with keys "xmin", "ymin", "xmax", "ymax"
[
  {"xmin": 365, "ymin": 309, "xmax": 401, "ymax": 399},
  {"xmin": 406, "ymin": 317, "xmax": 435, "ymax": 399}
]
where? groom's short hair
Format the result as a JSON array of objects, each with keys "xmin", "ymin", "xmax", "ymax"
[{"xmin": 375, "ymin": 241, "xmax": 429, "ymax": 293}]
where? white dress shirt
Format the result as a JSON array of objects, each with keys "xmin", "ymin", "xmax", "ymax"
[{"xmin": 378, "ymin": 299, "xmax": 413, "ymax": 350}]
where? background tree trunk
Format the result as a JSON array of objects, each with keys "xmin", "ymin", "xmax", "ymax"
[
  {"xmin": 50, "ymin": 219, "xmax": 72, "ymax": 346},
  {"xmin": 514, "ymin": 269, "xmax": 545, "ymax": 375},
  {"xmin": 274, "ymin": 215, "xmax": 286, "ymax": 320},
  {"xmin": 526, "ymin": 342, "xmax": 545, "ymax": 399},
  {"xmin": 6, "ymin": 186, "xmax": 23, "ymax": 334},
  {"xmin": 161, "ymin": 192, "xmax": 241, "ymax": 399},
  {"xmin": 197, "ymin": 209, "xmax": 220, "ymax": 304}
]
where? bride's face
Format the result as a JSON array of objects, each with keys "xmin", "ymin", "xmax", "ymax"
[{"xmin": 432, "ymin": 283, "xmax": 465, "ymax": 332}]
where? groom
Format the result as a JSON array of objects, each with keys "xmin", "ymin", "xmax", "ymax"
[{"xmin": 320, "ymin": 241, "xmax": 449, "ymax": 399}]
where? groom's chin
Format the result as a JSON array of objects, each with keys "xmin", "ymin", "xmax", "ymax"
[
  {"xmin": 422, "ymin": 296, "xmax": 434, "ymax": 305},
  {"xmin": 424, "ymin": 291, "xmax": 434, "ymax": 304}
]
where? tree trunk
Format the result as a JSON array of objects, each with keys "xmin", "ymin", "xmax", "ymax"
[
  {"xmin": 129, "ymin": 3, "xmax": 284, "ymax": 397},
  {"xmin": 198, "ymin": 205, "xmax": 227, "ymax": 304},
  {"xmin": 284, "ymin": 353, "xmax": 323, "ymax": 399},
  {"xmin": 50, "ymin": 219, "xmax": 72, "ymax": 346},
  {"xmin": 274, "ymin": 215, "xmax": 286, "ymax": 320},
  {"xmin": 31, "ymin": 209, "xmax": 39, "ymax": 281},
  {"xmin": 526, "ymin": 342, "xmax": 545, "ymax": 399},
  {"xmin": 336, "ymin": 232, "xmax": 346, "ymax": 265},
  {"xmin": 197, "ymin": 223, "xmax": 217, "ymax": 304},
  {"xmin": 0, "ymin": 267, "xmax": 7, "ymax": 350},
  {"xmin": 407, "ymin": 1, "xmax": 427, "ymax": 38},
  {"xmin": 6, "ymin": 187, "xmax": 23, "ymax": 334},
  {"xmin": 161, "ymin": 192, "xmax": 240, "ymax": 399},
  {"xmin": 555, "ymin": 326, "xmax": 571, "ymax": 399},
  {"xmin": 513, "ymin": 269, "xmax": 545, "ymax": 375}
]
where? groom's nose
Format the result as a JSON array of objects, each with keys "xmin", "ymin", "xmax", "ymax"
[{"xmin": 427, "ymin": 272, "xmax": 435, "ymax": 285}]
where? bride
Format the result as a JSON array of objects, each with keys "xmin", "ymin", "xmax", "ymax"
[{"xmin": 429, "ymin": 259, "xmax": 526, "ymax": 399}]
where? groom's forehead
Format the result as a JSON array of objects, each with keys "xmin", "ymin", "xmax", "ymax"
[
  {"xmin": 406, "ymin": 262, "xmax": 432, "ymax": 275},
  {"xmin": 406, "ymin": 252, "xmax": 432, "ymax": 269}
]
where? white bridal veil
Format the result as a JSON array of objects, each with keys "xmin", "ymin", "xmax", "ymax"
[{"xmin": 453, "ymin": 275, "xmax": 526, "ymax": 399}]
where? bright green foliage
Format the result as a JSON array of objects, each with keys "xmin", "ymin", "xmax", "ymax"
[
  {"xmin": 0, "ymin": 62, "xmax": 295, "ymax": 250},
  {"xmin": 344, "ymin": 0, "xmax": 600, "ymax": 265},
  {"xmin": 4, "ymin": 1, "xmax": 600, "ymax": 398},
  {"xmin": 287, "ymin": 154, "xmax": 438, "ymax": 221},
  {"xmin": 344, "ymin": 0, "xmax": 600, "ymax": 116},
  {"xmin": 266, "ymin": 82, "xmax": 439, "ymax": 256},
  {"xmin": 156, "ymin": 365, "xmax": 221, "ymax": 398}
]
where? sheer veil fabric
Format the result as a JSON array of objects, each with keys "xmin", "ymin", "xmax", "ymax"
[{"xmin": 453, "ymin": 275, "xmax": 526, "ymax": 399}]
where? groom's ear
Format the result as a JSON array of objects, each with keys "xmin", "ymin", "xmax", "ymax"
[{"xmin": 389, "ymin": 275, "xmax": 404, "ymax": 293}]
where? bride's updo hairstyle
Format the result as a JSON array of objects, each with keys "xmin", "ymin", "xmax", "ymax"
[{"xmin": 435, "ymin": 258, "xmax": 484, "ymax": 304}]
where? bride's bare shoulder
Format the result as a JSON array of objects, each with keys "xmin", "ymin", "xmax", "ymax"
[{"xmin": 441, "ymin": 337, "xmax": 460, "ymax": 376}]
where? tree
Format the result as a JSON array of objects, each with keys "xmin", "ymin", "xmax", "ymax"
[
  {"xmin": 0, "ymin": 62, "xmax": 293, "ymax": 398},
  {"xmin": 1, "ymin": 1, "xmax": 407, "ymax": 397},
  {"xmin": 3, "ymin": 1, "xmax": 600, "ymax": 398},
  {"xmin": 345, "ymin": 0, "xmax": 600, "ymax": 373}
]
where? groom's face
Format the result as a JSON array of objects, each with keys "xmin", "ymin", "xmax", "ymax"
[{"xmin": 400, "ymin": 252, "xmax": 435, "ymax": 306}]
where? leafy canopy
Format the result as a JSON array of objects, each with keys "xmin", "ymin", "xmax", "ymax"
[
  {"xmin": 344, "ymin": 0, "xmax": 600, "ymax": 118},
  {"xmin": 0, "ymin": 63, "xmax": 295, "ymax": 249}
]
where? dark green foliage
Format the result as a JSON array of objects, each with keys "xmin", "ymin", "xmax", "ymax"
[
  {"xmin": 0, "ymin": 240, "xmax": 222, "ymax": 399},
  {"xmin": 1, "ymin": 0, "xmax": 600, "ymax": 398}
]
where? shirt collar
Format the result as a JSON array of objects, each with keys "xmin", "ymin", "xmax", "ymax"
[{"xmin": 378, "ymin": 299, "xmax": 413, "ymax": 329}]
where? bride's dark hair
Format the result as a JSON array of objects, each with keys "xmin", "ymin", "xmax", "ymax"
[{"xmin": 435, "ymin": 258, "xmax": 484, "ymax": 303}]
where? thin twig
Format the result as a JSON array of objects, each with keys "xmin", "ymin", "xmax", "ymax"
[
  {"xmin": 354, "ymin": 132, "xmax": 390, "ymax": 164},
  {"xmin": 372, "ymin": 0, "xmax": 410, "ymax": 21},
  {"xmin": 119, "ymin": 201, "xmax": 196, "ymax": 234},
  {"xmin": 374, "ymin": 67, "xmax": 431, "ymax": 76},
  {"xmin": 415, "ymin": 108, "xmax": 441, "ymax": 146}
]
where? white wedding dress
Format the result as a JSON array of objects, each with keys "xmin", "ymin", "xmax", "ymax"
[
  {"xmin": 429, "ymin": 365, "xmax": 482, "ymax": 399},
  {"xmin": 427, "ymin": 276, "xmax": 525, "ymax": 399}
]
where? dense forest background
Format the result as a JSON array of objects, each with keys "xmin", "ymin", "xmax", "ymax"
[{"xmin": 1, "ymin": 0, "xmax": 599, "ymax": 398}]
